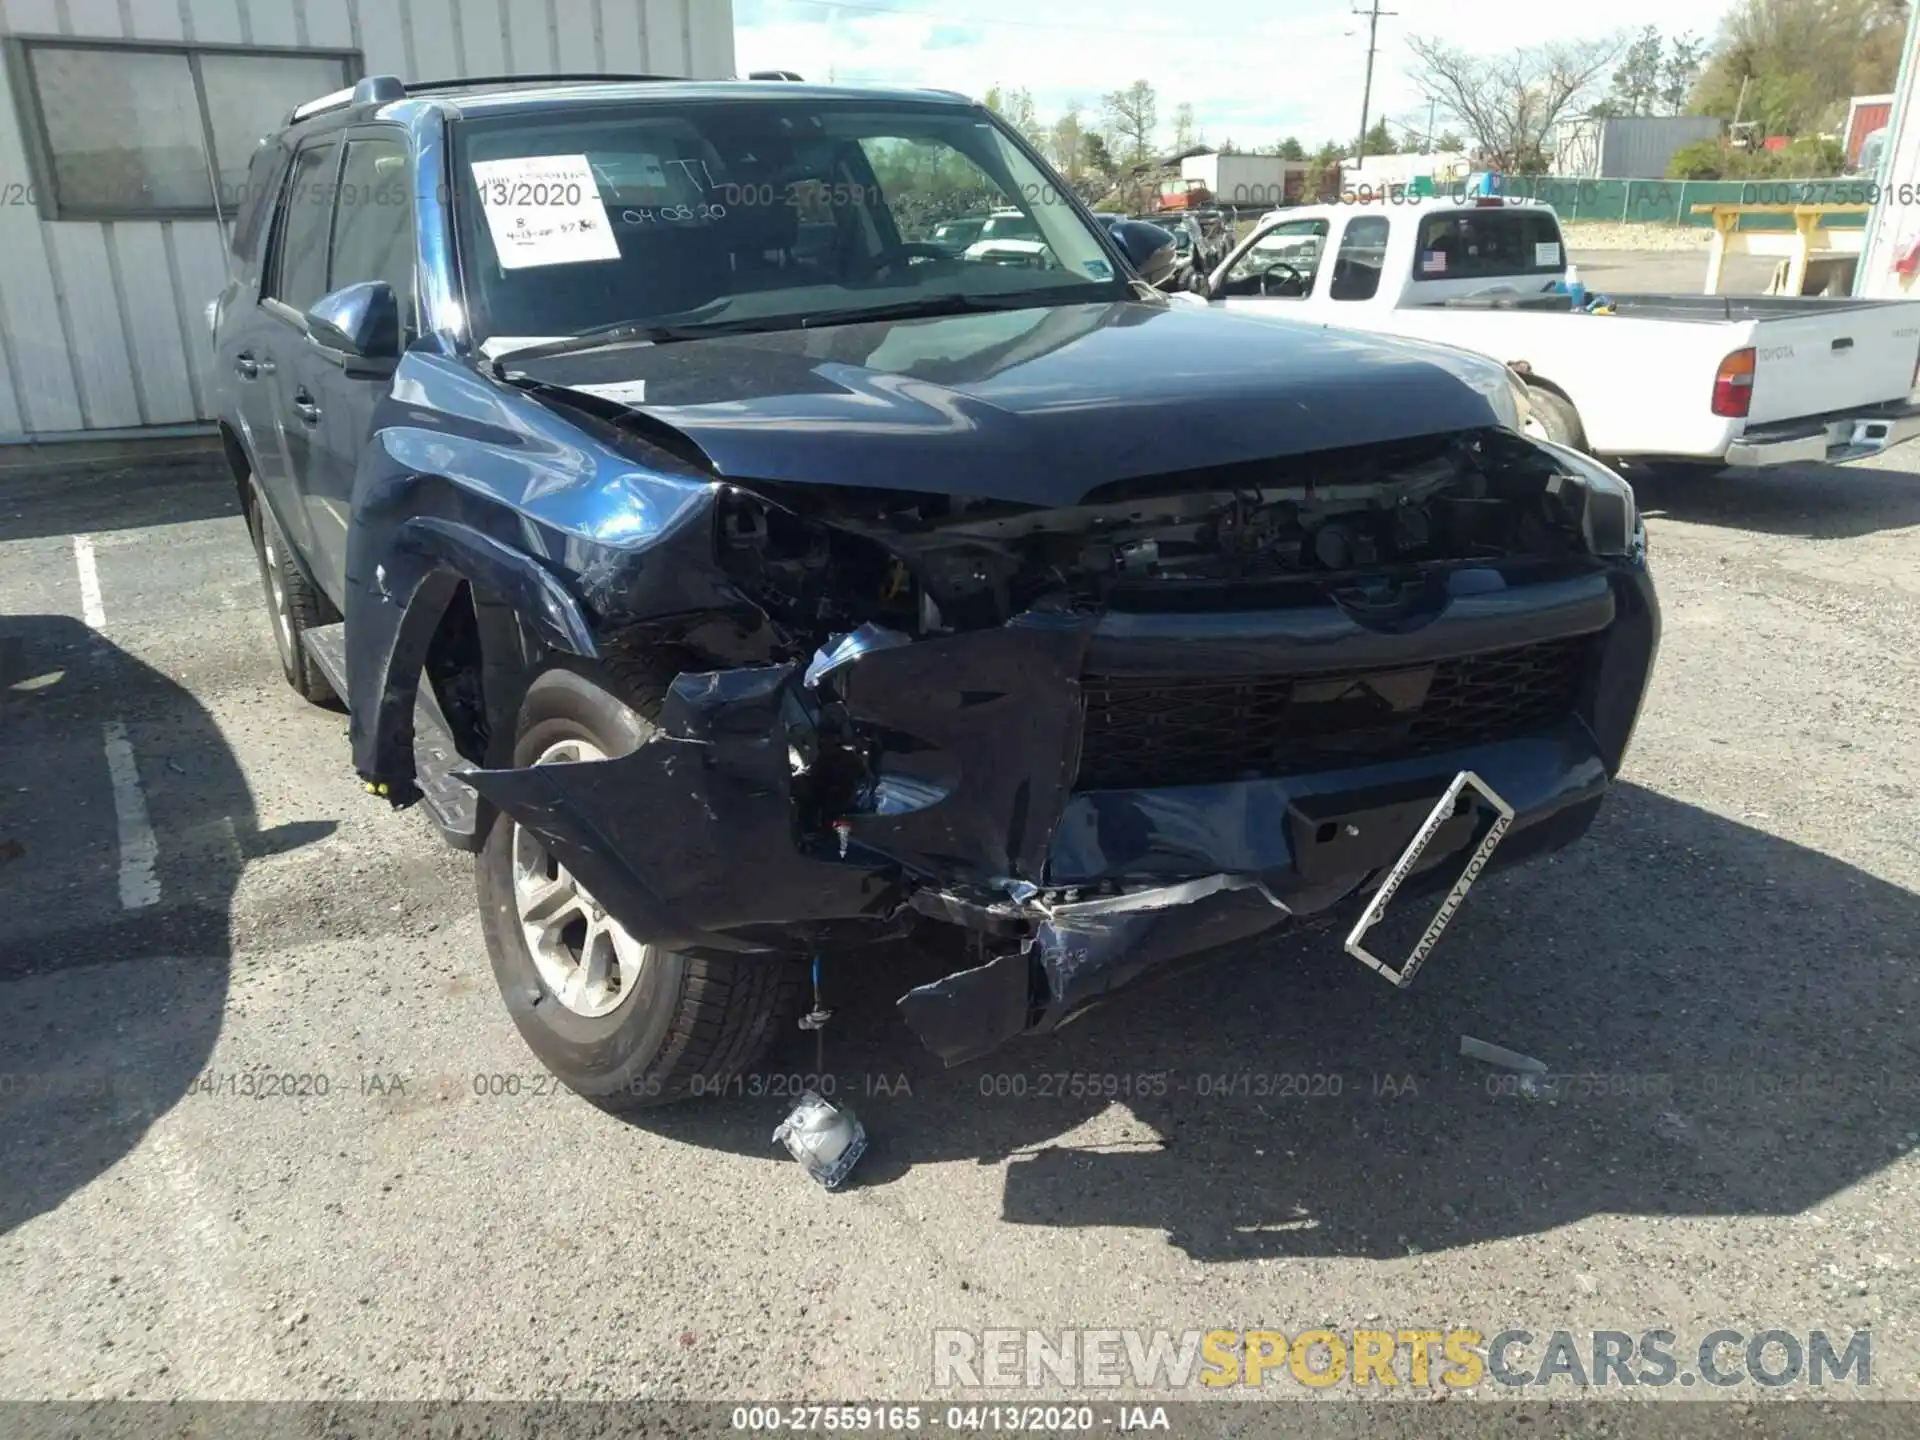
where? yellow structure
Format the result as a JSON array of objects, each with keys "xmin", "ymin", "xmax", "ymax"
[{"xmin": 1691, "ymin": 203, "xmax": 1870, "ymax": 296}]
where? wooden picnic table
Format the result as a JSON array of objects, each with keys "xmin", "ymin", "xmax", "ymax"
[{"xmin": 1691, "ymin": 202, "xmax": 1870, "ymax": 296}]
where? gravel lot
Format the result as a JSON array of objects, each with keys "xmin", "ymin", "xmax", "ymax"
[{"xmin": 2, "ymin": 419, "xmax": 1918, "ymax": 1428}]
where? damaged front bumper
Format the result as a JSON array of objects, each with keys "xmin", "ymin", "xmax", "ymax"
[{"xmin": 464, "ymin": 559, "xmax": 1660, "ymax": 1067}]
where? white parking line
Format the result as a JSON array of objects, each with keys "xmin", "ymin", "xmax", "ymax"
[
  {"xmin": 76, "ymin": 536, "xmax": 161, "ymax": 911},
  {"xmin": 72, "ymin": 533, "xmax": 106, "ymax": 629},
  {"xmin": 103, "ymin": 721, "xmax": 161, "ymax": 910}
]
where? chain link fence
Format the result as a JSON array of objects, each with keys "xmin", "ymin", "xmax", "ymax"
[{"xmin": 1470, "ymin": 177, "xmax": 1872, "ymax": 230}]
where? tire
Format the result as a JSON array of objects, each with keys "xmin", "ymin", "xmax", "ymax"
[
  {"xmin": 246, "ymin": 477, "xmax": 338, "ymax": 706},
  {"xmin": 1526, "ymin": 386, "xmax": 1588, "ymax": 452},
  {"xmin": 476, "ymin": 664, "xmax": 803, "ymax": 1111}
]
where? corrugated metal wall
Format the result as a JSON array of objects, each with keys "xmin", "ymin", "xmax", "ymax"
[
  {"xmin": 1595, "ymin": 116, "xmax": 1724, "ymax": 179},
  {"xmin": 0, "ymin": 0, "xmax": 736, "ymax": 440}
]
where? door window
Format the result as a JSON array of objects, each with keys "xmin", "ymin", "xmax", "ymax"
[
  {"xmin": 327, "ymin": 137, "xmax": 416, "ymax": 330},
  {"xmin": 266, "ymin": 140, "xmax": 341, "ymax": 314},
  {"xmin": 1329, "ymin": 216, "xmax": 1389, "ymax": 301},
  {"xmin": 1226, "ymin": 219, "xmax": 1328, "ymax": 297},
  {"xmin": 1412, "ymin": 208, "xmax": 1564, "ymax": 281}
]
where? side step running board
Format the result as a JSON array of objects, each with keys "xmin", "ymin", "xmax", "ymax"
[{"xmin": 301, "ymin": 624, "xmax": 484, "ymax": 851}]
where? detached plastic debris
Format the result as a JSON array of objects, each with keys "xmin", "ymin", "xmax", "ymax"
[
  {"xmin": 772, "ymin": 1091, "xmax": 868, "ymax": 1190},
  {"xmin": 1460, "ymin": 1034, "xmax": 1553, "ymax": 1101}
]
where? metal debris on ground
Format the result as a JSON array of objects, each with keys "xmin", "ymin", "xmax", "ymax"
[
  {"xmin": 1460, "ymin": 1033, "xmax": 1553, "ymax": 1101},
  {"xmin": 773, "ymin": 1092, "xmax": 868, "ymax": 1190}
]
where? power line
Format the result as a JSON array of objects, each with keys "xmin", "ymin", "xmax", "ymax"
[{"xmin": 1353, "ymin": 0, "xmax": 1397, "ymax": 163}]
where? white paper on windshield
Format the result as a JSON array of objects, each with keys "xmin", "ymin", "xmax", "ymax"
[
  {"xmin": 570, "ymin": 380, "xmax": 650, "ymax": 405},
  {"xmin": 470, "ymin": 154, "xmax": 620, "ymax": 270},
  {"xmin": 1536, "ymin": 241, "xmax": 1562, "ymax": 266}
]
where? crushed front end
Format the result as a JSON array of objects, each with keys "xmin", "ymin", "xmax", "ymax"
[{"xmin": 464, "ymin": 426, "xmax": 1657, "ymax": 1066}]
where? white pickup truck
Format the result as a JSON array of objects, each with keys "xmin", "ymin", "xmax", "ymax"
[{"xmin": 1195, "ymin": 195, "xmax": 1920, "ymax": 471}]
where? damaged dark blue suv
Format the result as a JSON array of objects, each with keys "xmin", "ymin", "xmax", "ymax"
[{"xmin": 211, "ymin": 73, "xmax": 1658, "ymax": 1109}]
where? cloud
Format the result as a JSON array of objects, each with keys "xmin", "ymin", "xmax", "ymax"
[{"xmin": 735, "ymin": 0, "xmax": 1734, "ymax": 151}]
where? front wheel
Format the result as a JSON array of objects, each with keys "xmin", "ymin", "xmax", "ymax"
[{"xmin": 475, "ymin": 665, "xmax": 803, "ymax": 1110}]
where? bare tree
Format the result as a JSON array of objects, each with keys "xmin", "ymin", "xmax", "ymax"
[
  {"xmin": 1171, "ymin": 102, "xmax": 1198, "ymax": 152},
  {"xmin": 1102, "ymin": 80, "xmax": 1160, "ymax": 167},
  {"xmin": 1049, "ymin": 103, "xmax": 1087, "ymax": 177},
  {"xmin": 984, "ymin": 83, "xmax": 1044, "ymax": 148},
  {"xmin": 1405, "ymin": 35, "xmax": 1621, "ymax": 172}
]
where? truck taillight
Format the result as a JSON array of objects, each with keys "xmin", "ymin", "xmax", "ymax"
[{"xmin": 1712, "ymin": 347, "xmax": 1755, "ymax": 418}]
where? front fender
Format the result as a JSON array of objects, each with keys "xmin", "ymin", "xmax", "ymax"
[{"xmin": 345, "ymin": 512, "xmax": 598, "ymax": 792}]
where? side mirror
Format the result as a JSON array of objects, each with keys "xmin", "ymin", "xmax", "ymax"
[
  {"xmin": 1108, "ymin": 219, "xmax": 1177, "ymax": 288},
  {"xmin": 307, "ymin": 281, "xmax": 401, "ymax": 375}
]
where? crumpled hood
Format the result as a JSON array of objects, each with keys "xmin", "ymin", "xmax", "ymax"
[{"xmin": 516, "ymin": 300, "xmax": 1510, "ymax": 507}]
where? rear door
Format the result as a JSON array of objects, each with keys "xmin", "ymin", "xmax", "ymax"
[
  {"xmin": 217, "ymin": 140, "xmax": 293, "ymax": 500},
  {"xmin": 259, "ymin": 136, "xmax": 342, "ymax": 574},
  {"xmin": 297, "ymin": 130, "xmax": 417, "ymax": 588},
  {"xmin": 1744, "ymin": 306, "xmax": 1920, "ymax": 422}
]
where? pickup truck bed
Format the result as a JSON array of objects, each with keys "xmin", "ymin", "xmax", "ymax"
[{"xmin": 1434, "ymin": 292, "xmax": 1899, "ymax": 322}]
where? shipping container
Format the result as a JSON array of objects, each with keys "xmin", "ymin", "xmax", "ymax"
[
  {"xmin": 1180, "ymin": 153, "xmax": 1308, "ymax": 211},
  {"xmin": 1846, "ymin": 94, "xmax": 1894, "ymax": 166}
]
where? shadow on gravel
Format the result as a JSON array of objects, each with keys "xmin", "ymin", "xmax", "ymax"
[
  {"xmin": 0, "ymin": 613, "xmax": 322, "ymax": 1236},
  {"xmin": 1632, "ymin": 457, "xmax": 1920, "ymax": 540},
  {"xmin": 0, "ymin": 448, "xmax": 233, "ymax": 543},
  {"xmin": 639, "ymin": 781, "xmax": 1920, "ymax": 1260}
]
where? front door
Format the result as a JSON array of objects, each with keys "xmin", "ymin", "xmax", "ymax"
[
  {"xmin": 1210, "ymin": 218, "xmax": 1331, "ymax": 312},
  {"xmin": 294, "ymin": 132, "xmax": 417, "ymax": 596}
]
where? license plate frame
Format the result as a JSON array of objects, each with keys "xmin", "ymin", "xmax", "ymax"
[{"xmin": 1344, "ymin": 769, "xmax": 1515, "ymax": 988}]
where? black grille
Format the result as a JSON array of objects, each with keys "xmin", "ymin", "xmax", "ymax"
[{"xmin": 1076, "ymin": 636, "xmax": 1591, "ymax": 791}]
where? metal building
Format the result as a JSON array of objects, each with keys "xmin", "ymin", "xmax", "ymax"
[
  {"xmin": 1845, "ymin": 92, "xmax": 1894, "ymax": 167},
  {"xmin": 0, "ymin": 0, "xmax": 737, "ymax": 443},
  {"xmin": 1552, "ymin": 115, "xmax": 1724, "ymax": 179}
]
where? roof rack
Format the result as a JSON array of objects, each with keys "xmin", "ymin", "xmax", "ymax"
[
  {"xmin": 748, "ymin": 70, "xmax": 806, "ymax": 81},
  {"xmin": 286, "ymin": 72, "xmax": 674, "ymax": 124}
]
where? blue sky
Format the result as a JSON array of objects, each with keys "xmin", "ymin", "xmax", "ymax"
[{"xmin": 733, "ymin": 0, "xmax": 1736, "ymax": 152}]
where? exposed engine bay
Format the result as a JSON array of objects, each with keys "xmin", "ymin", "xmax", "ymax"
[{"xmin": 705, "ymin": 427, "xmax": 1634, "ymax": 658}]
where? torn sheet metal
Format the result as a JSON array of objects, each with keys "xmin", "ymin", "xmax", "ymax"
[
  {"xmin": 463, "ymin": 611, "xmax": 1093, "ymax": 956},
  {"xmin": 833, "ymin": 611, "xmax": 1095, "ymax": 884},
  {"xmin": 897, "ymin": 875, "xmax": 1295, "ymax": 1066},
  {"xmin": 461, "ymin": 664, "xmax": 898, "ymax": 953},
  {"xmin": 804, "ymin": 622, "xmax": 912, "ymax": 689}
]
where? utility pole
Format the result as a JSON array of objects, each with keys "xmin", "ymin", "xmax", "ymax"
[
  {"xmin": 1354, "ymin": 0, "xmax": 1397, "ymax": 163},
  {"xmin": 1426, "ymin": 97, "xmax": 1438, "ymax": 153}
]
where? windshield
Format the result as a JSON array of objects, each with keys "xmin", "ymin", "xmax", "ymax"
[
  {"xmin": 931, "ymin": 217, "xmax": 985, "ymax": 243},
  {"xmin": 1229, "ymin": 221, "xmax": 1327, "ymax": 281},
  {"xmin": 978, "ymin": 212, "xmax": 1041, "ymax": 242},
  {"xmin": 452, "ymin": 98, "xmax": 1123, "ymax": 346}
]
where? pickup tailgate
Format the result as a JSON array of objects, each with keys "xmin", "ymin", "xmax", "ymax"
[{"xmin": 1746, "ymin": 306, "xmax": 1920, "ymax": 424}]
